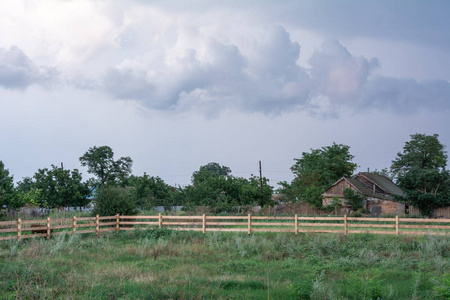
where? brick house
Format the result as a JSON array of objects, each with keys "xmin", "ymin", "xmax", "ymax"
[{"xmin": 322, "ymin": 172, "xmax": 408, "ymax": 216}]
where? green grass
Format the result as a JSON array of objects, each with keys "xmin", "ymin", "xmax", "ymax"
[{"xmin": 0, "ymin": 228, "xmax": 449, "ymax": 299}]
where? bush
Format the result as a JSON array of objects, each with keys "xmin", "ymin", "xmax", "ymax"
[{"xmin": 93, "ymin": 187, "xmax": 137, "ymax": 216}]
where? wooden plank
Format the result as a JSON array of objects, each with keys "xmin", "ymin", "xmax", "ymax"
[
  {"xmin": 0, "ymin": 221, "xmax": 21, "ymax": 225},
  {"xmin": 250, "ymin": 222, "xmax": 293, "ymax": 226},
  {"xmin": 77, "ymin": 217, "xmax": 96, "ymax": 221},
  {"xmin": 297, "ymin": 229, "xmax": 344, "ymax": 233},
  {"xmin": 298, "ymin": 217, "xmax": 344, "ymax": 221},
  {"xmin": 119, "ymin": 221, "xmax": 159, "ymax": 225},
  {"xmin": 295, "ymin": 214, "xmax": 298, "ymax": 236},
  {"xmin": 205, "ymin": 216, "xmax": 248, "ymax": 220},
  {"xmin": 162, "ymin": 216, "xmax": 203, "ymax": 220},
  {"xmin": 347, "ymin": 224, "xmax": 395, "ymax": 228},
  {"xmin": 120, "ymin": 215, "xmax": 159, "ymax": 220},
  {"xmin": 0, "ymin": 235, "xmax": 17, "ymax": 241},
  {"xmin": 295, "ymin": 223, "xmax": 343, "ymax": 227},
  {"xmin": 396, "ymin": 215, "xmax": 399, "ymax": 236},
  {"xmin": 206, "ymin": 222, "xmax": 248, "ymax": 226},
  {"xmin": 162, "ymin": 222, "xmax": 202, "ymax": 226},
  {"xmin": 202, "ymin": 214, "xmax": 206, "ymax": 234},
  {"xmin": 251, "ymin": 216, "xmax": 294, "ymax": 220},
  {"xmin": 346, "ymin": 217, "xmax": 394, "ymax": 222},
  {"xmin": 21, "ymin": 226, "xmax": 47, "ymax": 231},
  {"xmin": 0, "ymin": 228, "xmax": 18, "ymax": 233},
  {"xmin": 399, "ymin": 218, "xmax": 450, "ymax": 223},
  {"xmin": 251, "ymin": 229, "xmax": 295, "ymax": 233},
  {"xmin": 248, "ymin": 214, "xmax": 251, "ymax": 235},
  {"xmin": 73, "ymin": 216, "xmax": 76, "ymax": 234},
  {"xmin": 400, "ymin": 225, "xmax": 450, "ymax": 229},
  {"xmin": 96, "ymin": 215, "xmax": 99, "ymax": 236},
  {"xmin": 98, "ymin": 216, "xmax": 117, "ymax": 220},
  {"xmin": 158, "ymin": 213, "xmax": 162, "ymax": 228},
  {"xmin": 18, "ymin": 218, "xmax": 21, "ymax": 240},
  {"xmin": 47, "ymin": 217, "xmax": 51, "ymax": 240}
]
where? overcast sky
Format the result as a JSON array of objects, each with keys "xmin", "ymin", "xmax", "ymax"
[{"xmin": 1, "ymin": 0, "xmax": 449, "ymax": 188}]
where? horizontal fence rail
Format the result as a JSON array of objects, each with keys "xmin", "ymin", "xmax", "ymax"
[{"xmin": 0, "ymin": 214, "xmax": 449, "ymax": 241}]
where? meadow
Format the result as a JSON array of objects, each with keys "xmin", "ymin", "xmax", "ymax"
[{"xmin": 0, "ymin": 227, "xmax": 449, "ymax": 299}]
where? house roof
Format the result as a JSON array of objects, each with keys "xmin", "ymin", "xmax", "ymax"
[
  {"xmin": 323, "ymin": 172, "xmax": 404, "ymax": 201},
  {"xmin": 357, "ymin": 172, "xmax": 404, "ymax": 197}
]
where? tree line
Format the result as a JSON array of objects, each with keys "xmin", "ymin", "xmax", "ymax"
[{"xmin": 1, "ymin": 133, "xmax": 449, "ymax": 216}]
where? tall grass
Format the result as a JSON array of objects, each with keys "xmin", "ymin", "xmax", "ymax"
[{"xmin": 0, "ymin": 229, "xmax": 449, "ymax": 299}]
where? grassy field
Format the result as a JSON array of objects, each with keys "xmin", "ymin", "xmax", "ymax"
[{"xmin": 0, "ymin": 228, "xmax": 449, "ymax": 299}]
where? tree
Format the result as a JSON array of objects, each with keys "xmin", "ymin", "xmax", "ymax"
[
  {"xmin": 391, "ymin": 133, "xmax": 449, "ymax": 216},
  {"xmin": 343, "ymin": 188, "xmax": 364, "ymax": 211},
  {"xmin": 182, "ymin": 164, "xmax": 273, "ymax": 213},
  {"xmin": 93, "ymin": 187, "xmax": 137, "ymax": 216},
  {"xmin": 128, "ymin": 174, "xmax": 174, "ymax": 210},
  {"xmin": 280, "ymin": 143, "xmax": 357, "ymax": 206},
  {"xmin": 0, "ymin": 161, "xmax": 15, "ymax": 208},
  {"xmin": 33, "ymin": 165, "xmax": 90, "ymax": 209},
  {"xmin": 191, "ymin": 162, "xmax": 232, "ymax": 185},
  {"xmin": 79, "ymin": 146, "xmax": 133, "ymax": 187}
]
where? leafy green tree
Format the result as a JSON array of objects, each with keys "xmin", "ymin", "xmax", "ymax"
[
  {"xmin": 93, "ymin": 187, "xmax": 137, "ymax": 216},
  {"xmin": 191, "ymin": 162, "xmax": 231, "ymax": 185},
  {"xmin": 0, "ymin": 161, "xmax": 15, "ymax": 208},
  {"xmin": 280, "ymin": 143, "xmax": 357, "ymax": 206},
  {"xmin": 128, "ymin": 174, "xmax": 174, "ymax": 210},
  {"xmin": 343, "ymin": 188, "xmax": 364, "ymax": 211},
  {"xmin": 79, "ymin": 146, "xmax": 133, "ymax": 187},
  {"xmin": 16, "ymin": 176, "xmax": 34, "ymax": 193},
  {"xmin": 391, "ymin": 133, "xmax": 449, "ymax": 216},
  {"xmin": 182, "ymin": 164, "xmax": 273, "ymax": 213},
  {"xmin": 33, "ymin": 165, "xmax": 90, "ymax": 209}
]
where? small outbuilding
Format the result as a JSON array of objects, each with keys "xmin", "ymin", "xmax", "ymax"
[{"xmin": 322, "ymin": 172, "xmax": 408, "ymax": 216}]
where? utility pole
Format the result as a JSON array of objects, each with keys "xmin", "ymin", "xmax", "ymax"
[
  {"xmin": 259, "ymin": 161, "xmax": 264, "ymax": 207},
  {"xmin": 61, "ymin": 162, "xmax": 64, "ymax": 170}
]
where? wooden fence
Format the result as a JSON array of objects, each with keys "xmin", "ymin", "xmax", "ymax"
[{"xmin": 1, "ymin": 214, "xmax": 449, "ymax": 241}]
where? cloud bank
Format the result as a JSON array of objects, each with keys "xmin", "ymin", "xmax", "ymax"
[{"xmin": 0, "ymin": 1, "xmax": 448, "ymax": 117}]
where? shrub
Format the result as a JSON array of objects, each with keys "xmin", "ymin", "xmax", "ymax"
[{"xmin": 93, "ymin": 187, "xmax": 137, "ymax": 216}]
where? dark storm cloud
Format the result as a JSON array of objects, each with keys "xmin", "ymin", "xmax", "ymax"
[
  {"xmin": 0, "ymin": 46, "xmax": 57, "ymax": 89},
  {"xmin": 358, "ymin": 77, "xmax": 450, "ymax": 113}
]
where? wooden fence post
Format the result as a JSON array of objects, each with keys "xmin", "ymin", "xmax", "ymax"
[
  {"xmin": 116, "ymin": 214, "xmax": 120, "ymax": 232},
  {"xmin": 344, "ymin": 215, "xmax": 347, "ymax": 237},
  {"xmin": 158, "ymin": 213, "xmax": 162, "ymax": 228},
  {"xmin": 202, "ymin": 214, "xmax": 206, "ymax": 234},
  {"xmin": 295, "ymin": 214, "xmax": 298, "ymax": 236},
  {"xmin": 248, "ymin": 214, "xmax": 251, "ymax": 236},
  {"xmin": 17, "ymin": 218, "xmax": 21, "ymax": 240},
  {"xmin": 73, "ymin": 216, "xmax": 77, "ymax": 234},
  {"xmin": 47, "ymin": 217, "xmax": 51, "ymax": 240},
  {"xmin": 96, "ymin": 214, "xmax": 99, "ymax": 236},
  {"xmin": 395, "ymin": 215, "xmax": 399, "ymax": 236}
]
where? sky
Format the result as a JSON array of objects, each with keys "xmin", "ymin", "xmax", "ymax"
[{"xmin": 1, "ymin": 0, "xmax": 449, "ymax": 188}]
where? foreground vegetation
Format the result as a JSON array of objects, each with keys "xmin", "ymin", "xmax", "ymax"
[{"xmin": 0, "ymin": 229, "xmax": 449, "ymax": 299}]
